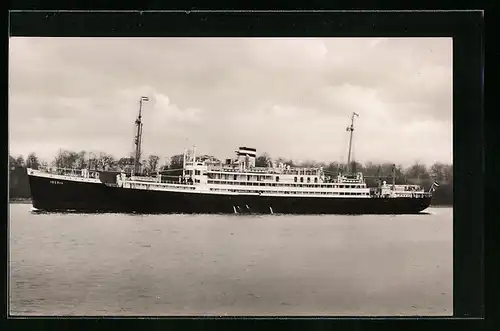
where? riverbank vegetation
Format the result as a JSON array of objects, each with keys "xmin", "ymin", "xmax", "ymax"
[{"xmin": 9, "ymin": 150, "xmax": 453, "ymax": 206}]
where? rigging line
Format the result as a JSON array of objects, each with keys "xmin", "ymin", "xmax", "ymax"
[
  {"xmin": 339, "ymin": 124, "xmax": 349, "ymax": 167},
  {"xmin": 140, "ymin": 124, "xmax": 144, "ymax": 159},
  {"xmin": 344, "ymin": 126, "xmax": 351, "ymax": 170},
  {"xmin": 351, "ymin": 128, "xmax": 356, "ymax": 170},
  {"xmin": 131, "ymin": 122, "xmax": 138, "ymax": 157}
]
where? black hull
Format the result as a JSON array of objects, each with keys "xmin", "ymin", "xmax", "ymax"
[{"xmin": 28, "ymin": 175, "xmax": 432, "ymax": 215}]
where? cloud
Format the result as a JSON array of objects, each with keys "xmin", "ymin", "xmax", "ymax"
[{"xmin": 8, "ymin": 37, "xmax": 452, "ymax": 166}]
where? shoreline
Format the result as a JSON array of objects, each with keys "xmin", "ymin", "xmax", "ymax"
[
  {"xmin": 9, "ymin": 199, "xmax": 32, "ymax": 204},
  {"xmin": 8, "ymin": 200, "xmax": 452, "ymax": 208},
  {"xmin": 8, "ymin": 194, "xmax": 453, "ymax": 207}
]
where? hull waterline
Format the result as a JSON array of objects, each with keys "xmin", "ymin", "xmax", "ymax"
[{"xmin": 28, "ymin": 175, "xmax": 432, "ymax": 215}]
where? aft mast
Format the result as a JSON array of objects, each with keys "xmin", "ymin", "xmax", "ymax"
[
  {"xmin": 346, "ymin": 112, "xmax": 359, "ymax": 174},
  {"xmin": 133, "ymin": 96, "xmax": 149, "ymax": 175}
]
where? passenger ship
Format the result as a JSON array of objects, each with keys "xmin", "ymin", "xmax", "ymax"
[{"xmin": 27, "ymin": 97, "xmax": 436, "ymax": 214}]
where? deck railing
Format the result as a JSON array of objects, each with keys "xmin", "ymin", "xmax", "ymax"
[{"xmin": 36, "ymin": 166, "xmax": 100, "ymax": 178}]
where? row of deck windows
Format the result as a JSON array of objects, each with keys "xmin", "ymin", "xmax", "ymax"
[
  {"xmin": 209, "ymin": 188, "xmax": 369, "ymax": 196},
  {"xmin": 129, "ymin": 183, "xmax": 195, "ymax": 190},
  {"xmin": 207, "ymin": 180, "xmax": 364, "ymax": 189},
  {"xmin": 290, "ymin": 177, "xmax": 318, "ymax": 183},
  {"xmin": 208, "ymin": 174, "xmax": 274, "ymax": 181},
  {"xmin": 209, "ymin": 169, "xmax": 320, "ymax": 176},
  {"xmin": 208, "ymin": 173, "xmax": 322, "ymax": 183}
]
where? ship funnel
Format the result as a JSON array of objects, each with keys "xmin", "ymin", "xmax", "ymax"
[{"xmin": 236, "ymin": 147, "xmax": 256, "ymax": 168}]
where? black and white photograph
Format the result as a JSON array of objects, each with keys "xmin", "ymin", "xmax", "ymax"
[{"xmin": 9, "ymin": 36, "xmax": 453, "ymax": 316}]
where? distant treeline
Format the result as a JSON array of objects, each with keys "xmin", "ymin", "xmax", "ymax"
[{"xmin": 9, "ymin": 150, "xmax": 453, "ymax": 206}]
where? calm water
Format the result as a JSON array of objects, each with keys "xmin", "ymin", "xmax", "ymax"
[{"xmin": 9, "ymin": 204, "xmax": 453, "ymax": 316}]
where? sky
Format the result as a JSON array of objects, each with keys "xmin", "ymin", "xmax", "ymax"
[{"xmin": 9, "ymin": 37, "xmax": 452, "ymax": 167}]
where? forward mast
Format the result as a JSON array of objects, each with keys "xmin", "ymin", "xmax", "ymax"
[
  {"xmin": 346, "ymin": 111, "xmax": 359, "ymax": 174},
  {"xmin": 133, "ymin": 96, "xmax": 149, "ymax": 174}
]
